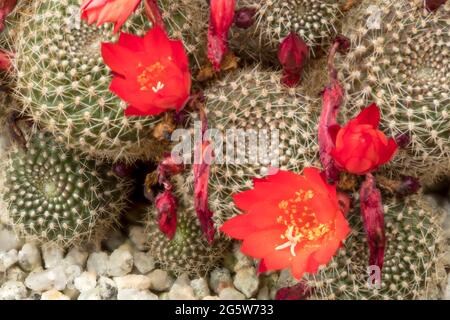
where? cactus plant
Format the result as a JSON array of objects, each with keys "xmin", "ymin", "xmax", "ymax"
[
  {"xmin": 176, "ymin": 67, "xmax": 321, "ymax": 225},
  {"xmin": 8, "ymin": 0, "xmax": 206, "ymax": 162},
  {"xmin": 305, "ymin": 195, "xmax": 447, "ymax": 300},
  {"xmin": 230, "ymin": 0, "xmax": 342, "ymax": 62},
  {"xmin": 337, "ymin": 0, "xmax": 450, "ymax": 183},
  {"xmin": 1, "ymin": 132, "xmax": 131, "ymax": 245},
  {"xmin": 144, "ymin": 201, "xmax": 230, "ymax": 276}
]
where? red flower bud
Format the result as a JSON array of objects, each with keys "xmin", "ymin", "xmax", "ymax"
[
  {"xmin": 360, "ymin": 173, "xmax": 385, "ymax": 272},
  {"xmin": 395, "ymin": 133, "xmax": 411, "ymax": 149},
  {"xmin": 396, "ymin": 176, "xmax": 421, "ymax": 197},
  {"xmin": 207, "ymin": 0, "xmax": 236, "ymax": 70},
  {"xmin": 278, "ymin": 32, "xmax": 309, "ymax": 87},
  {"xmin": 331, "ymin": 104, "xmax": 398, "ymax": 175},
  {"xmin": 144, "ymin": 0, "xmax": 164, "ymax": 30},
  {"xmin": 155, "ymin": 190, "xmax": 178, "ymax": 239},
  {"xmin": 425, "ymin": 0, "xmax": 447, "ymax": 11},
  {"xmin": 275, "ymin": 281, "xmax": 313, "ymax": 300},
  {"xmin": 234, "ymin": 7, "xmax": 256, "ymax": 29},
  {"xmin": 0, "ymin": 0, "xmax": 17, "ymax": 32},
  {"xmin": 0, "ymin": 49, "xmax": 12, "ymax": 71}
]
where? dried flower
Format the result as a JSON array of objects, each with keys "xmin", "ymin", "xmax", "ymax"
[
  {"xmin": 425, "ymin": 0, "xmax": 447, "ymax": 11},
  {"xmin": 275, "ymin": 281, "xmax": 313, "ymax": 300},
  {"xmin": 234, "ymin": 7, "xmax": 256, "ymax": 29},
  {"xmin": 155, "ymin": 190, "xmax": 178, "ymax": 239},
  {"xmin": 359, "ymin": 173, "xmax": 385, "ymax": 272},
  {"xmin": 207, "ymin": 0, "xmax": 236, "ymax": 70}
]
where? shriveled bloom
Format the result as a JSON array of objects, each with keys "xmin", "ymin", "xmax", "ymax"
[
  {"xmin": 81, "ymin": 0, "xmax": 141, "ymax": 33},
  {"xmin": 331, "ymin": 104, "xmax": 397, "ymax": 175},
  {"xmin": 101, "ymin": 27, "xmax": 191, "ymax": 116},
  {"xmin": 278, "ymin": 32, "xmax": 309, "ymax": 87},
  {"xmin": 207, "ymin": 0, "xmax": 236, "ymax": 70},
  {"xmin": 220, "ymin": 168, "xmax": 350, "ymax": 279}
]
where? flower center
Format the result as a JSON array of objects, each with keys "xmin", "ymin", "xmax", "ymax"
[
  {"xmin": 137, "ymin": 62, "xmax": 166, "ymax": 93},
  {"xmin": 275, "ymin": 189, "xmax": 331, "ymax": 257}
]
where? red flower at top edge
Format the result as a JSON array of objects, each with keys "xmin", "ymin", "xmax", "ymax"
[
  {"xmin": 81, "ymin": 0, "xmax": 141, "ymax": 33},
  {"xmin": 101, "ymin": 27, "xmax": 192, "ymax": 116},
  {"xmin": 220, "ymin": 168, "xmax": 350, "ymax": 280},
  {"xmin": 330, "ymin": 104, "xmax": 398, "ymax": 175}
]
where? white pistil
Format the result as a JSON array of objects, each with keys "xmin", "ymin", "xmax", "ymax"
[
  {"xmin": 275, "ymin": 225, "xmax": 302, "ymax": 257},
  {"xmin": 152, "ymin": 81, "xmax": 165, "ymax": 93}
]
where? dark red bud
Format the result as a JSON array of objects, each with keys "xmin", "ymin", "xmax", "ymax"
[
  {"xmin": 334, "ymin": 35, "xmax": 351, "ymax": 54},
  {"xmin": 278, "ymin": 32, "xmax": 309, "ymax": 87},
  {"xmin": 396, "ymin": 176, "xmax": 421, "ymax": 197},
  {"xmin": 113, "ymin": 162, "xmax": 133, "ymax": 178},
  {"xmin": 275, "ymin": 281, "xmax": 313, "ymax": 300},
  {"xmin": 234, "ymin": 7, "xmax": 256, "ymax": 29},
  {"xmin": 425, "ymin": 0, "xmax": 447, "ymax": 11},
  {"xmin": 395, "ymin": 133, "xmax": 411, "ymax": 148}
]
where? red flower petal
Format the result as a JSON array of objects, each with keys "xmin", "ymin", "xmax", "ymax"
[
  {"xmin": 220, "ymin": 214, "xmax": 256, "ymax": 240},
  {"xmin": 241, "ymin": 227, "xmax": 285, "ymax": 258},
  {"xmin": 353, "ymin": 103, "xmax": 380, "ymax": 128}
]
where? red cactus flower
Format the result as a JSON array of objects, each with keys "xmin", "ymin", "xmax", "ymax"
[
  {"xmin": 101, "ymin": 27, "xmax": 191, "ymax": 116},
  {"xmin": 0, "ymin": 0, "xmax": 17, "ymax": 32},
  {"xmin": 81, "ymin": 0, "xmax": 141, "ymax": 33},
  {"xmin": 155, "ymin": 190, "xmax": 178, "ymax": 239},
  {"xmin": 278, "ymin": 32, "xmax": 309, "ymax": 87},
  {"xmin": 220, "ymin": 168, "xmax": 350, "ymax": 279},
  {"xmin": 207, "ymin": 0, "xmax": 236, "ymax": 70},
  {"xmin": 331, "ymin": 104, "xmax": 398, "ymax": 175}
]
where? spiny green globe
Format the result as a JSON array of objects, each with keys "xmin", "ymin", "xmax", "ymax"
[
  {"xmin": 231, "ymin": 0, "xmax": 342, "ymax": 61},
  {"xmin": 337, "ymin": 0, "xmax": 450, "ymax": 182},
  {"xmin": 2, "ymin": 132, "xmax": 131, "ymax": 245},
  {"xmin": 11, "ymin": 0, "xmax": 205, "ymax": 162},
  {"xmin": 176, "ymin": 67, "xmax": 321, "ymax": 225},
  {"xmin": 305, "ymin": 195, "xmax": 446, "ymax": 300},
  {"xmin": 144, "ymin": 203, "xmax": 230, "ymax": 277}
]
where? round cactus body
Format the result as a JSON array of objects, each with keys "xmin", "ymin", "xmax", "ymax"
[
  {"xmin": 10, "ymin": 0, "xmax": 205, "ymax": 162},
  {"xmin": 231, "ymin": 0, "xmax": 342, "ymax": 62},
  {"xmin": 144, "ymin": 203, "xmax": 229, "ymax": 276},
  {"xmin": 306, "ymin": 195, "xmax": 446, "ymax": 300},
  {"xmin": 337, "ymin": 0, "xmax": 450, "ymax": 182},
  {"xmin": 176, "ymin": 67, "xmax": 320, "ymax": 225},
  {"xmin": 1, "ymin": 133, "xmax": 131, "ymax": 245}
]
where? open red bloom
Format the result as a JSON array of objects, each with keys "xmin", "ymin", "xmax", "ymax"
[
  {"xmin": 220, "ymin": 168, "xmax": 350, "ymax": 280},
  {"xmin": 101, "ymin": 27, "xmax": 191, "ymax": 116},
  {"xmin": 81, "ymin": 0, "xmax": 141, "ymax": 33},
  {"xmin": 207, "ymin": 0, "xmax": 236, "ymax": 70},
  {"xmin": 330, "ymin": 104, "xmax": 397, "ymax": 175}
]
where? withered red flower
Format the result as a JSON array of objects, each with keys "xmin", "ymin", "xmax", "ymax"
[
  {"xmin": 234, "ymin": 7, "xmax": 257, "ymax": 29},
  {"xmin": 359, "ymin": 173, "xmax": 385, "ymax": 272},
  {"xmin": 0, "ymin": 0, "xmax": 17, "ymax": 32},
  {"xmin": 278, "ymin": 32, "xmax": 309, "ymax": 87},
  {"xmin": 331, "ymin": 104, "xmax": 398, "ymax": 175},
  {"xmin": 207, "ymin": 0, "xmax": 236, "ymax": 70},
  {"xmin": 220, "ymin": 168, "xmax": 350, "ymax": 279},
  {"xmin": 155, "ymin": 190, "xmax": 178, "ymax": 239},
  {"xmin": 81, "ymin": 0, "xmax": 141, "ymax": 33},
  {"xmin": 101, "ymin": 27, "xmax": 191, "ymax": 116},
  {"xmin": 275, "ymin": 281, "xmax": 313, "ymax": 300},
  {"xmin": 0, "ymin": 49, "xmax": 12, "ymax": 71}
]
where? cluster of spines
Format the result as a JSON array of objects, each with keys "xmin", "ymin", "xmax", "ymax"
[
  {"xmin": 144, "ymin": 202, "xmax": 229, "ymax": 277},
  {"xmin": 306, "ymin": 195, "xmax": 446, "ymax": 300},
  {"xmin": 176, "ymin": 67, "xmax": 320, "ymax": 225},
  {"xmin": 337, "ymin": 0, "xmax": 450, "ymax": 182},
  {"xmin": 1, "ymin": 132, "xmax": 131, "ymax": 246}
]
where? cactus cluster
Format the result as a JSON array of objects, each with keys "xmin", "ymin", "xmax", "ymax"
[
  {"xmin": 8, "ymin": 0, "xmax": 206, "ymax": 162},
  {"xmin": 177, "ymin": 67, "xmax": 321, "ymax": 225},
  {"xmin": 305, "ymin": 195, "xmax": 446, "ymax": 300},
  {"xmin": 231, "ymin": 0, "xmax": 342, "ymax": 62},
  {"xmin": 337, "ymin": 0, "xmax": 450, "ymax": 182},
  {"xmin": 1, "ymin": 132, "xmax": 131, "ymax": 245},
  {"xmin": 144, "ymin": 201, "xmax": 229, "ymax": 276}
]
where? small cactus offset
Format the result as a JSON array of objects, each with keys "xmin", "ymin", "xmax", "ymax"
[
  {"xmin": 8, "ymin": 0, "xmax": 205, "ymax": 162},
  {"xmin": 1, "ymin": 132, "xmax": 131, "ymax": 245},
  {"xmin": 231, "ymin": 0, "xmax": 342, "ymax": 61},
  {"xmin": 144, "ymin": 201, "xmax": 230, "ymax": 277},
  {"xmin": 337, "ymin": 0, "xmax": 450, "ymax": 182},
  {"xmin": 306, "ymin": 195, "xmax": 447, "ymax": 300},
  {"xmin": 177, "ymin": 67, "xmax": 321, "ymax": 225}
]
